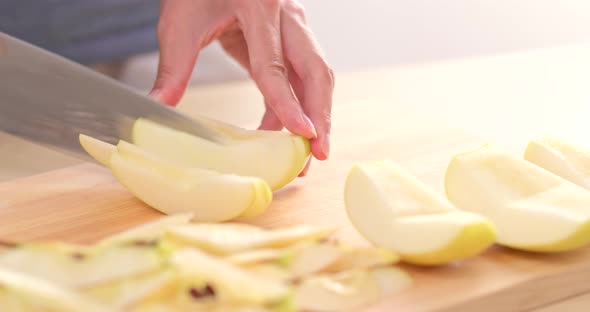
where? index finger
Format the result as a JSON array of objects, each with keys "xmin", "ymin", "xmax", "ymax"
[{"xmin": 236, "ymin": 1, "xmax": 317, "ymax": 139}]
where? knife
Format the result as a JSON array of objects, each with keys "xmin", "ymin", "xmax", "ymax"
[{"xmin": 0, "ymin": 32, "xmax": 224, "ymax": 161}]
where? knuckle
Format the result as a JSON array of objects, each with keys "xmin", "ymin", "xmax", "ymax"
[
  {"xmin": 253, "ymin": 61, "xmax": 288, "ymax": 82},
  {"xmin": 308, "ymin": 58, "xmax": 335, "ymax": 87},
  {"xmin": 285, "ymin": 0, "xmax": 307, "ymax": 20}
]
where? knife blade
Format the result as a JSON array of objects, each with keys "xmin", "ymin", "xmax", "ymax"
[{"xmin": 0, "ymin": 32, "xmax": 224, "ymax": 161}]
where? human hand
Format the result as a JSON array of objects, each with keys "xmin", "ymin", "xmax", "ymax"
[{"xmin": 150, "ymin": 0, "xmax": 334, "ymax": 175}]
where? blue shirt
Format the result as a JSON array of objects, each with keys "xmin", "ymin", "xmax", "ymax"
[{"xmin": 0, "ymin": 0, "xmax": 160, "ymax": 64}]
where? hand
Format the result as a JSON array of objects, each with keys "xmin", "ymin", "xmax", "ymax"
[{"xmin": 149, "ymin": 0, "xmax": 334, "ymax": 175}]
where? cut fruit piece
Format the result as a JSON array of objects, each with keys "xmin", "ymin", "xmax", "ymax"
[
  {"xmin": 82, "ymin": 269, "xmax": 176, "ymax": 309},
  {"xmin": 132, "ymin": 118, "xmax": 310, "ymax": 190},
  {"xmin": 323, "ymin": 245, "xmax": 399, "ymax": 273},
  {"xmin": 286, "ymin": 243, "xmax": 342, "ymax": 278},
  {"xmin": 0, "ymin": 242, "xmax": 163, "ymax": 289},
  {"xmin": 98, "ymin": 213, "xmax": 194, "ymax": 247},
  {"xmin": 294, "ymin": 267, "xmax": 412, "ymax": 312},
  {"xmin": 166, "ymin": 223, "xmax": 335, "ymax": 255},
  {"xmin": 79, "ymin": 134, "xmax": 115, "ymax": 167},
  {"xmin": 524, "ymin": 136, "xmax": 590, "ymax": 189},
  {"xmin": 0, "ymin": 268, "xmax": 108, "ymax": 312},
  {"xmin": 79, "ymin": 135, "xmax": 273, "ymax": 222},
  {"xmin": 344, "ymin": 159, "xmax": 496, "ymax": 265},
  {"xmin": 446, "ymin": 144, "xmax": 590, "ymax": 252},
  {"xmin": 109, "ymin": 140, "xmax": 272, "ymax": 222},
  {"xmin": 170, "ymin": 248, "xmax": 292, "ymax": 306}
]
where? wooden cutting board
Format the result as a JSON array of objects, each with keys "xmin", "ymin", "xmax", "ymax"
[
  {"xmin": 4, "ymin": 44, "xmax": 590, "ymax": 311},
  {"xmin": 2, "ymin": 115, "xmax": 590, "ymax": 312}
]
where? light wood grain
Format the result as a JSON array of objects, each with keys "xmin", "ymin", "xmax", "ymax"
[{"xmin": 4, "ymin": 43, "xmax": 590, "ymax": 311}]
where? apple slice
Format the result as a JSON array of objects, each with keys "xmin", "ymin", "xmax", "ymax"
[
  {"xmin": 0, "ymin": 268, "xmax": 108, "ymax": 312},
  {"xmin": 79, "ymin": 134, "xmax": 115, "ymax": 167},
  {"xmin": 0, "ymin": 242, "xmax": 164, "ymax": 289},
  {"xmin": 97, "ymin": 213, "xmax": 194, "ymax": 247},
  {"xmin": 79, "ymin": 135, "xmax": 273, "ymax": 222},
  {"xmin": 524, "ymin": 136, "xmax": 590, "ymax": 189},
  {"xmin": 131, "ymin": 118, "xmax": 310, "ymax": 191},
  {"xmin": 344, "ymin": 159, "xmax": 496, "ymax": 265},
  {"xmin": 170, "ymin": 248, "xmax": 292, "ymax": 306},
  {"xmin": 82, "ymin": 269, "xmax": 176, "ymax": 309},
  {"xmin": 445, "ymin": 144, "xmax": 590, "ymax": 252},
  {"xmin": 166, "ymin": 223, "xmax": 335, "ymax": 255},
  {"xmin": 294, "ymin": 267, "xmax": 412, "ymax": 312},
  {"xmin": 323, "ymin": 244, "xmax": 399, "ymax": 273}
]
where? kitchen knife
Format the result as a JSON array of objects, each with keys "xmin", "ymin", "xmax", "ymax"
[{"xmin": 0, "ymin": 32, "xmax": 224, "ymax": 161}]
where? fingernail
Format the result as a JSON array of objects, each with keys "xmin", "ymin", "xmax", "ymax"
[
  {"xmin": 301, "ymin": 113, "xmax": 317, "ymax": 138},
  {"xmin": 322, "ymin": 134, "xmax": 331, "ymax": 158}
]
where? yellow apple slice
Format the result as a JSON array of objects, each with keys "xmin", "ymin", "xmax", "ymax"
[
  {"xmin": 170, "ymin": 248, "xmax": 292, "ymax": 306},
  {"xmin": 82, "ymin": 269, "xmax": 176, "ymax": 309},
  {"xmin": 131, "ymin": 118, "xmax": 310, "ymax": 190},
  {"xmin": 166, "ymin": 223, "xmax": 335, "ymax": 255},
  {"xmin": 79, "ymin": 134, "xmax": 115, "ymax": 167},
  {"xmin": 446, "ymin": 144, "xmax": 590, "ymax": 252},
  {"xmin": 0, "ymin": 268, "xmax": 108, "ymax": 312},
  {"xmin": 0, "ymin": 242, "xmax": 164, "ymax": 289},
  {"xmin": 294, "ymin": 267, "xmax": 412, "ymax": 312},
  {"xmin": 79, "ymin": 135, "xmax": 273, "ymax": 222},
  {"xmin": 97, "ymin": 213, "xmax": 194, "ymax": 247},
  {"xmin": 322, "ymin": 245, "xmax": 399, "ymax": 273},
  {"xmin": 344, "ymin": 159, "xmax": 496, "ymax": 265},
  {"xmin": 110, "ymin": 141, "xmax": 272, "ymax": 222},
  {"xmin": 524, "ymin": 136, "xmax": 590, "ymax": 189}
]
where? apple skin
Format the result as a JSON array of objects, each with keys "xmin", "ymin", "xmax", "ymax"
[
  {"xmin": 131, "ymin": 118, "xmax": 310, "ymax": 191},
  {"xmin": 344, "ymin": 159, "xmax": 496, "ymax": 266},
  {"xmin": 445, "ymin": 144, "xmax": 590, "ymax": 253}
]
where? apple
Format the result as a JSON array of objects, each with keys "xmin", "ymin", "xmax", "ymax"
[
  {"xmin": 294, "ymin": 267, "xmax": 412, "ymax": 312},
  {"xmin": 166, "ymin": 223, "xmax": 335, "ymax": 255},
  {"xmin": 0, "ymin": 242, "xmax": 164, "ymax": 289},
  {"xmin": 82, "ymin": 269, "xmax": 176, "ymax": 309},
  {"xmin": 97, "ymin": 213, "xmax": 194, "ymax": 247},
  {"xmin": 322, "ymin": 244, "xmax": 399, "ymax": 273},
  {"xmin": 524, "ymin": 136, "xmax": 590, "ymax": 189},
  {"xmin": 79, "ymin": 134, "xmax": 115, "ymax": 167},
  {"xmin": 0, "ymin": 268, "xmax": 108, "ymax": 312},
  {"xmin": 344, "ymin": 159, "xmax": 496, "ymax": 265},
  {"xmin": 445, "ymin": 144, "xmax": 590, "ymax": 252},
  {"xmin": 131, "ymin": 118, "xmax": 310, "ymax": 191},
  {"xmin": 79, "ymin": 135, "xmax": 273, "ymax": 222},
  {"xmin": 169, "ymin": 248, "xmax": 292, "ymax": 306}
]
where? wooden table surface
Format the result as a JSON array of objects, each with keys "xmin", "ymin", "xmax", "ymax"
[{"xmin": 3, "ymin": 43, "xmax": 590, "ymax": 311}]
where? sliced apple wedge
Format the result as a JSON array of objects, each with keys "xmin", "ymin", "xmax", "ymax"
[
  {"xmin": 0, "ymin": 268, "xmax": 108, "ymax": 312},
  {"xmin": 166, "ymin": 223, "xmax": 335, "ymax": 255},
  {"xmin": 323, "ymin": 244, "xmax": 399, "ymax": 273},
  {"xmin": 524, "ymin": 136, "xmax": 590, "ymax": 189},
  {"xmin": 170, "ymin": 248, "xmax": 292, "ymax": 306},
  {"xmin": 97, "ymin": 213, "xmax": 194, "ymax": 247},
  {"xmin": 0, "ymin": 242, "xmax": 164, "ymax": 289},
  {"xmin": 79, "ymin": 134, "xmax": 115, "ymax": 167},
  {"xmin": 79, "ymin": 135, "xmax": 273, "ymax": 222},
  {"xmin": 82, "ymin": 269, "xmax": 176, "ymax": 309},
  {"xmin": 131, "ymin": 118, "xmax": 310, "ymax": 191},
  {"xmin": 294, "ymin": 267, "xmax": 412, "ymax": 312},
  {"xmin": 344, "ymin": 159, "xmax": 496, "ymax": 265},
  {"xmin": 446, "ymin": 144, "xmax": 590, "ymax": 252}
]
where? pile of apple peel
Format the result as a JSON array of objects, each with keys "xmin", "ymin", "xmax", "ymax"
[
  {"xmin": 78, "ymin": 116, "xmax": 312, "ymax": 222},
  {"xmin": 0, "ymin": 215, "xmax": 412, "ymax": 311},
  {"xmin": 344, "ymin": 136, "xmax": 590, "ymax": 266}
]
